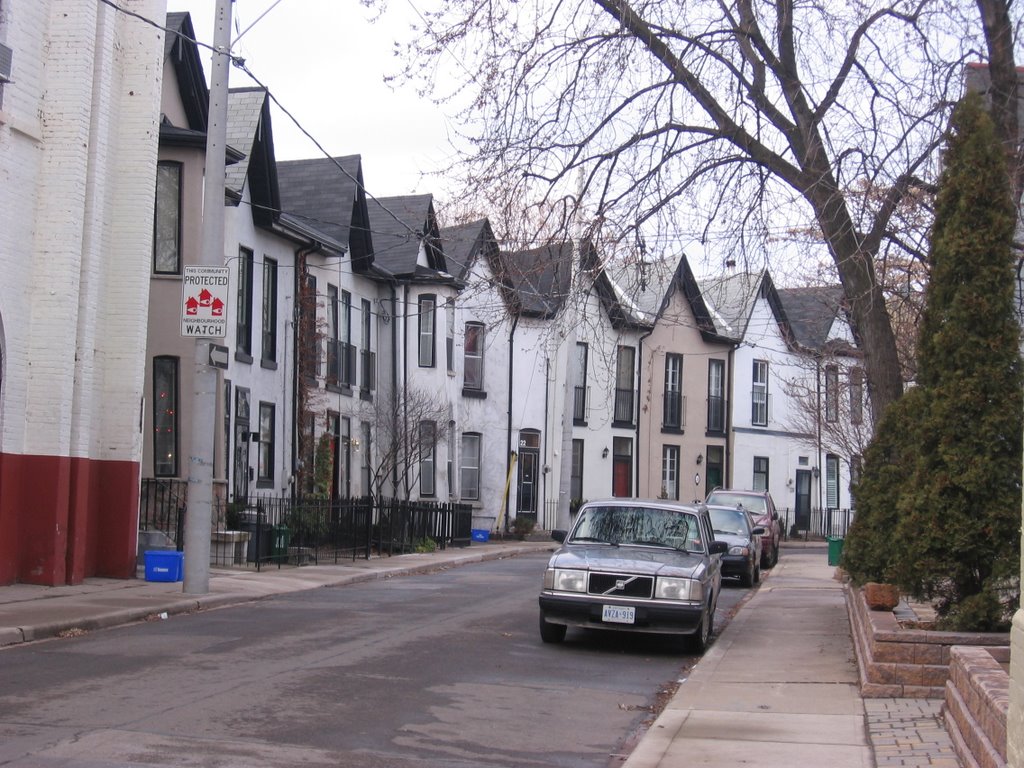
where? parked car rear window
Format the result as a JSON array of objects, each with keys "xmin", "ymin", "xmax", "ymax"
[{"xmin": 706, "ymin": 492, "xmax": 766, "ymax": 514}]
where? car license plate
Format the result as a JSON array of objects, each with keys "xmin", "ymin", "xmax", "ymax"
[{"xmin": 602, "ymin": 605, "xmax": 635, "ymax": 624}]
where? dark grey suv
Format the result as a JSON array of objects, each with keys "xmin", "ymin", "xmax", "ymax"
[{"xmin": 538, "ymin": 499, "xmax": 727, "ymax": 653}]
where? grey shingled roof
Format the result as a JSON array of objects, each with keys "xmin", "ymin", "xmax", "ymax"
[
  {"xmin": 368, "ymin": 195, "xmax": 443, "ymax": 277},
  {"xmin": 498, "ymin": 243, "xmax": 574, "ymax": 317},
  {"xmin": 605, "ymin": 254, "xmax": 684, "ymax": 320},
  {"xmin": 276, "ymin": 156, "xmax": 364, "ymax": 250},
  {"xmin": 776, "ymin": 286, "xmax": 847, "ymax": 351},
  {"xmin": 698, "ymin": 271, "xmax": 766, "ymax": 341},
  {"xmin": 440, "ymin": 219, "xmax": 493, "ymax": 281},
  {"xmin": 225, "ymin": 88, "xmax": 267, "ymax": 197}
]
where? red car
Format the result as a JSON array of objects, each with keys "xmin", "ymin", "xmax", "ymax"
[{"xmin": 705, "ymin": 489, "xmax": 782, "ymax": 569}]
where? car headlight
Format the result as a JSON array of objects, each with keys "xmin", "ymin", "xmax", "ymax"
[
  {"xmin": 728, "ymin": 545, "xmax": 750, "ymax": 556},
  {"xmin": 544, "ymin": 568, "xmax": 587, "ymax": 593},
  {"xmin": 655, "ymin": 577, "xmax": 702, "ymax": 601}
]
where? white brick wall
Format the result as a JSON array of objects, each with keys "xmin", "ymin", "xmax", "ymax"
[{"xmin": 0, "ymin": 0, "xmax": 165, "ymax": 461}]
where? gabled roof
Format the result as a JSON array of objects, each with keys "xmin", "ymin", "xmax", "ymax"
[
  {"xmin": 498, "ymin": 242, "xmax": 574, "ymax": 318},
  {"xmin": 652, "ymin": 255, "xmax": 733, "ymax": 344},
  {"xmin": 225, "ymin": 88, "xmax": 279, "ymax": 225},
  {"xmin": 440, "ymin": 218, "xmax": 498, "ymax": 282},
  {"xmin": 587, "ymin": 246, "xmax": 655, "ymax": 331},
  {"xmin": 605, "ymin": 254, "xmax": 685, "ymax": 320},
  {"xmin": 700, "ymin": 270, "xmax": 795, "ymax": 347},
  {"xmin": 161, "ymin": 14, "xmax": 244, "ymax": 173},
  {"xmin": 368, "ymin": 195, "xmax": 447, "ymax": 279},
  {"xmin": 276, "ymin": 156, "xmax": 374, "ymax": 269},
  {"xmin": 776, "ymin": 286, "xmax": 849, "ymax": 352},
  {"xmin": 698, "ymin": 271, "xmax": 766, "ymax": 341},
  {"xmin": 164, "ymin": 13, "xmax": 207, "ymax": 131}
]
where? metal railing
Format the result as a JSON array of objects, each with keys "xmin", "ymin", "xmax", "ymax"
[
  {"xmin": 663, "ymin": 391, "xmax": 685, "ymax": 429},
  {"xmin": 706, "ymin": 396, "xmax": 727, "ymax": 433},
  {"xmin": 139, "ymin": 479, "xmax": 187, "ymax": 548},
  {"xmin": 780, "ymin": 506, "xmax": 855, "ymax": 540},
  {"xmin": 140, "ymin": 483, "xmax": 473, "ymax": 570},
  {"xmin": 613, "ymin": 388, "xmax": 635, "ymax": 424},
  {"xmin": 573, "ymin": 385, "xmax": 587, "ymax": 422}
]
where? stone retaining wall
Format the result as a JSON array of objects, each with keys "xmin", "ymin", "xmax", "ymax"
[
  {"xmin": 944, "ymin": 646, "xmax": 1009, "ymax": 768},
  {"xmin": 845, "ymin": 584, "xmax": 1010, "ymax": 698}
]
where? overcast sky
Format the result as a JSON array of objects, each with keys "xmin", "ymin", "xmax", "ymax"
[{"xmin": 168, "ymin": 0, "xmax": 461, "ymax": 199}]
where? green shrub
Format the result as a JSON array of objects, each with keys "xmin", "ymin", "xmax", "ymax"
[
  {"xmin": 413, "ymin": 538, "xmax": 437, "ymax": 553},
  {"xmin": 848, "ymin": 93, "xmax": 1022, "ymax": 631}
]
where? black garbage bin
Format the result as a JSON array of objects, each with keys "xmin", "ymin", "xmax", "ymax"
[{"xmin": 240, "ymin": 511, "xmax": 271, "ymax": 563}]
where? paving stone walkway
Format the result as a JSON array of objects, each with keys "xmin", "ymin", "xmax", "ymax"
[{"xmin": 865, "ymin": 698, "xmax": 962, "ymax": 767}]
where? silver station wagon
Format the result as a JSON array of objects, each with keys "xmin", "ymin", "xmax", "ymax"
[{"xmin": 538, "ymin": 499, "xmax": 727, "ymax": 653}]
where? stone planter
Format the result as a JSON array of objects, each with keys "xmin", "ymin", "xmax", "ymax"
[
  {"xmin": 845, "ymin": 584, "xmax": 1010, "ymax": 698},
  {"xmin": 944, "ymin": 645, "xmax": 1008, "ymax": 768},
  {"xmin": 210, "ymin": 530, "xmax": 251, "ymax": 565}
]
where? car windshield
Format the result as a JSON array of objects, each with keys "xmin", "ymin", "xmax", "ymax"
[
  {"xmin": 569, "ymin": 505, "xmax": 701, "ymax": 551},
  {"xmin": 706, "ymin": 492, "xmax": 766, "ymax": 515},
  {"xmin": 708, "ymin": 507, "xmax": 752, "ymax": 537}
]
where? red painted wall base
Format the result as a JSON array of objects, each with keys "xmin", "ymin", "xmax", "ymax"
[{"xmin": 0, "ymin": 452, "xmax": 139, "ymax": 586}]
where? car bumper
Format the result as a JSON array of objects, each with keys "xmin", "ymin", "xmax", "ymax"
[
  {"xmin": 720, "ymin": 554, "xmax": 752, "ymax": 578},
  {"xmin": 538, "ymin": 593, "xmax": 704, "ymax": 635}
]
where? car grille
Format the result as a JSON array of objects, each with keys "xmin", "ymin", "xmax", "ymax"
[{"xmin": 588, "ymin": 572, "xmax": 654, "ymax": 599}]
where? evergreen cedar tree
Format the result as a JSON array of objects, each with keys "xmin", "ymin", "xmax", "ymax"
[{"xmin": 842, "ymin": 92, "xmax": 1023, "ymax": 631}]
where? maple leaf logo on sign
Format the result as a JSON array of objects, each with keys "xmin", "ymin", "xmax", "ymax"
[{"xmin": 181, "ymin": 266, "xmax": 229, "ymax": 338}]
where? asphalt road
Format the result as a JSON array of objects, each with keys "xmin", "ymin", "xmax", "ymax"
[{"xmin": 0, "ymin": 552, "xmax": 750, "ymax": 768}]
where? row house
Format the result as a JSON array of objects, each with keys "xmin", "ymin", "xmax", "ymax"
[
  {"xmin": 698, "ymin": 271, "xmax": 865, "ymax": 527},
  {"xmin": 144, "ymin": 18, "xmax": 323, "ymax": 524},
  {"xmin": 632, "ymin": 255, "xmax": 736, "ymax": 504},
  {"xmin": 0, "ymin": 0, "xmax": 165, "ymax": 586},
  {"xmin": 276, "ymin": 155, "xmax": 385, "ymax": 502},
  {"xmin": 439, "ymin": 219, "xmax": 515, "ymax": 529},
  {"xmin": 486, "ymin": 241, "xmax": 654, "ymax": 531}
]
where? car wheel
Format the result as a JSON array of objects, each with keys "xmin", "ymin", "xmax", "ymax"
[
  {"xmin": 740, "ymin": 561, "xmax": 754, "ymax": 588},
  {"xmin": 539, "ymin": 613, "xmax": 567, "ymax": 644},
  {"xmin": 687, "ymin": 599, "xmax": 713, "ymax": 654},
  {"xmin": 772, "ymin": 541, "xmax": 780, "ymax": 567},
  {"xmin": 753, "ymin": 562, "xmax": 761, "ymax": 584}
]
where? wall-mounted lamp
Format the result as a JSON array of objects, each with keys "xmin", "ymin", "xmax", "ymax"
[
  {"xmin": 347, "ymin": 437, "xmax": 361, "ymax": 450},
  {"xmin": 602, "ymin": 446, "xmax": 609, "ymax": 459},
  {"xmin": 812, "ymin": 466, "xmax": 820, "ymax": 478},
  {"xmin": 695, "ymin": 453, "xmax": 704, "ymax": 465}
]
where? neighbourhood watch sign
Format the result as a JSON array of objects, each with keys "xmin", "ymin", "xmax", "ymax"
[{"xmin": 181, "ymin": 266, "xmax": 229, "ymax": 338}]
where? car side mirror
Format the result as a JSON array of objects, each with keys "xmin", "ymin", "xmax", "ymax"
[
  {"xmin": 772, "ymin": 512, "xmax": 779, "ymax": 520},
  {"xmin": 551, "ymin": 529, "xmax": 567, "ymax": 543},
  {"xmin": 751, "ymin": 527, "xmax": 766, "ymax": 536},
  {"xmin": 708, "ymin": 541, "xmax": 728, "ymax": 555}
]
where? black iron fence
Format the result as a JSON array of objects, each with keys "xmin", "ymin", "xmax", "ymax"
[
  {"xmin": 139, "ymin": 480, "xmax": 473, "ymax": 571},
  {"xmin": 139, "ymin": 479, "xmax": 187, "ymax": 548},
  {"xmin": 779, "ymin": 507, "xmax": 854, "ymax": 540}
]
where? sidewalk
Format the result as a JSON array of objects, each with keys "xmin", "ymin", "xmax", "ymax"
[
  {"xmin": 623, "ymin": 542, "xmax": 961, "ymax": 768},
  {"xmin": 0, "ymin": 540, "xmax": 961, "ymax": 767}
]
